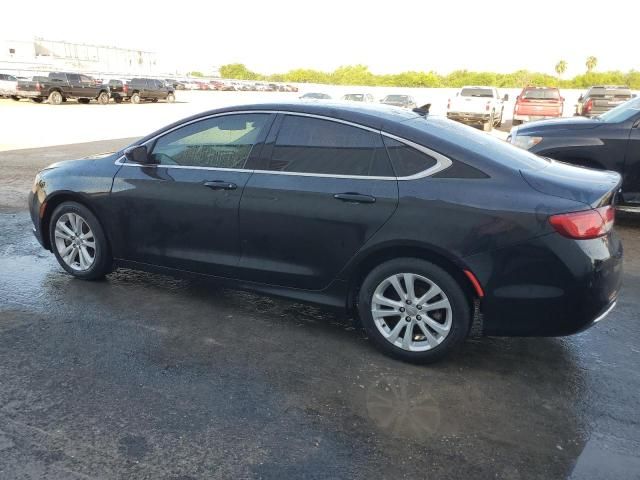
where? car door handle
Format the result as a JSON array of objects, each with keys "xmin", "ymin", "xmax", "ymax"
[
  {"xmin": 203, "ymin": 180, "xmax": 237, "ymax": 190},
  {"xmin": 333, "ymin": 193, "xmax": 376, "ymax": 204}
]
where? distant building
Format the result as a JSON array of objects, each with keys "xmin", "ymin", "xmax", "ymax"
[{"xmin": 0, "ymin": 38, "xmax": 159, "ymax": 76}]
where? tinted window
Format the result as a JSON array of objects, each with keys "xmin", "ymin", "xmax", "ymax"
[
  {"xmin": 343, "ymin": 94, "xmax": 365, "ymax": 101},
  {"xmin": 460, "ymin": 88, "xmax": 494, "ymax": 98},
  {"xmin": 267, "ymin": 116, "xmax": 393, "ymax": 177},
  {"xmin": 80, "ymin": 75, "xmax": 93, "ymax": 84},
  {"xmin": 383, "ymin": 137, "xmax": 437, "ymax": 176},
  {"xmin": 151, "ymin": 114, "xmax": 271, "ymax": 169},
  {"xmin": 50, "ymin": 72, "xmax": 67, "ymax": 81},
  {"xmin": 67, "ymin": 74, "xmax": 81, "ymax": 83}
]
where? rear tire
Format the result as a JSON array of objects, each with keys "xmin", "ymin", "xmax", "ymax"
[
  {"xmin": 357, "ymin": 258, "xmax": 471, "ymax": 364},
  {"xmin": 97, "ymin": 92, "xmax": 109, "ymax": 105},
  {"xmin": 49, "ymin": 201, "xmax": 112, "ymax": 280},
  {"xmin": 166, "ymin": 92, "xmax": 175, "ymax": 103},
  {"xmin": 131, "ymin": 92, "xmax": 141, "ymax": 104},
  {"xmin": 114, "ymin": 96, "xmax": 122, "ymax": 103},
  {"xmin": 495, "ymin": 109, "xmax": 503, "ymax": 127},
  {"xmin": 48, "ymin": 91, "xmax": 63, "ymax": 105},
  {"xmin": 11, "ymin": 96, "xmax": 20, "ymax": 101}
]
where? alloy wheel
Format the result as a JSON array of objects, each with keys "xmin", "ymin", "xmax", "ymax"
[
  {"xmin": 54, "ymin": 213, "xmax": 96, "ymax": 271},
  {"xmin": 371, "ymin": 273, "xmax": 452, "ymax": 352}
]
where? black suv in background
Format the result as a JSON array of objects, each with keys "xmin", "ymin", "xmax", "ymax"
[
  {"xmin": 575, "ymin": 86, "xmax": 634, "ymax": 117},
  {"xmin": 123, "ymin": 78, "xmax": 176, "ymax": 104}
]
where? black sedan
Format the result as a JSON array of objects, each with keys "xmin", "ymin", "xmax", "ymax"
[
  {"xmin": 28, "ymin": 102, "xmax": 623, "ymax": 363},
  {"xmin": 509, "ymin": 96, "xmax": 640, "ymax": 210}
]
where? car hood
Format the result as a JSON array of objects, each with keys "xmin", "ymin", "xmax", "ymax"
[
  {"xmin": 45, "ymin": 151, "xmax": 118, "ymax": 170},
  {"xmin": 516, "ymin": 116, "xmax": 601, "ymax": 133},
  {"xmin": 521, "ymin": 159, "xmax": 621, "ymax": 208}
]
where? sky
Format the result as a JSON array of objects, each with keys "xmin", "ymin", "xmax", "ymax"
[{"xmin": 2, "ymin": 0, "xmax": 639, "ymax": 76}]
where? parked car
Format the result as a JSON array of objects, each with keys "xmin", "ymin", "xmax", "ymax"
[
  {"xmin": 284, "ymin": 84, "xmax": 299, "ymax": 92},
  {"xmin": 380, "ymin": 95, "xmax": 417, "ymax": 109},
  {"xmin": 124, "ymin": 78, "xmax": 175, "ymax": 103},
  {"xmin": 447, "ymin": 86, "xmax": 507, "ymax": 131},
  {"xmin": 15, "ymin": 72, "xmax": 110, "ymax": 105},
  {"xmin": 575, "ymin": 86, "xmax": 633, "ymax": 117},
  {"xmin": 509, "ymin": 96, "xmax": 640, "ymax": 211},
  {"xmin": 342, "ymin": 93, "xmax": 375, "ymax": 102},
  {"xmin": 300, "ymin": 92, "xmax": 332, "ymax": 100},
  {"xmin": 0, "ymin": 72, "xmax": 19, "ymax": 100},
  {"xmin": 165, "ymin": 79, "xmax": 185, "ymax": 90},
  {"xmin": 512, "ymin": 86, "xmax": 564, "ymax": 125},
  {"xmin": 28, "ymin": 102, "xmax": 622, "ymax": 363}
]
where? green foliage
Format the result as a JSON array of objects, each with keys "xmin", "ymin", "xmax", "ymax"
[
  {"xmin": 586, "ymin": 56, "xmax": 598, "ymax": 73},
  {"xmin": 217, "ymin": 63, "xmax": 640, "ymax": 89},
  {"xmin": 188, "ymin": 71, "xmax": 204, "ymax": 77}
]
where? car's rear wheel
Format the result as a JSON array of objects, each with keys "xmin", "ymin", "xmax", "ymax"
[
  {"xmin": 48, "ymin": 91, "xmax": 63, "ymax": 105},
  {"xmin": 11, "ymin": 96, "xmax": 20, "ymax": 101},
  {"xmin": 49, "ymin": 202, "xmax": 112, "ymax": 280},
  {"xmin": 167, "ymin": 93, "xmax": 175, "ymax": 103},
  {"xmin": 114, "ymin": 96, "xmax": 122, "ymax": 103},
  {"xmin": 495, "ymin": 109, "xmax": 503, "ymax": 127},
  {"xmin": 131, "ymin": 92, "xmax": 141, "ymax": 104},
  {"xmin": 357, "ymin": 258, "xmax": 471, "ymax": 363},
  {"xmin": 97, "ymin": 92, "xmax": 109, "ymax": 105}
]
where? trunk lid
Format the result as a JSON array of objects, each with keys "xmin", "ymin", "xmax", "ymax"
[{"xmin": 521, "ymin": 159, "xmax": 621, "ymax": 208}]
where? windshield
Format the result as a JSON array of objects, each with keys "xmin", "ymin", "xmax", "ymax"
[
  {"xmin": 384, "ymin": 95, "xmax": 408, "ymax": 102},
  {"xmin": 460, "ymin": 88, "xmax": 493, "ymax": 97},
  {"xmin": 598, "ymin": 97, "xmax": 640, "ymax": 123},
  {"xmin": 522, "ymin": 89, "xmax": 560, "ymax": 100}
]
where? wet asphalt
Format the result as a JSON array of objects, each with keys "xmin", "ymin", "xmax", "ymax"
[{"xmin": 0, "ymin": 142, "xmax": 639, "ymax": 479}]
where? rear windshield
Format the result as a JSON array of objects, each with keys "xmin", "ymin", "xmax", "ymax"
[
  {"xmin": 405, "ymin": 117, "xmax": 550, "ymax": 171},
  {"xmin": 588, "ymin": 87, "xmax": 632, "ymax": 98},
  {"xmin": 460, "ymin": 88, "xmax": 494, "ymax": 97},
  {"xmin": 522, "ymin": 89, "xmax": 560, "ymax": 100},
  {"xmin": 344, "ymin": 94, "xmax": 365, "ymax": 101}
]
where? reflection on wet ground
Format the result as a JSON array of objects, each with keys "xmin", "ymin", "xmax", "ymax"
[{"xmin": 1, "ymin": 211, "xmax": 639, "ymax": 479}]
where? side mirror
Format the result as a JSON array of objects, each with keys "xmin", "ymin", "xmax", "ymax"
[
  {"xmin": 124, "ymin": 145, "xmax": 151, "ymax": 164},
  {"xmin": 503, "ymin": 94, "xmax": 509, "ymax": 101}
]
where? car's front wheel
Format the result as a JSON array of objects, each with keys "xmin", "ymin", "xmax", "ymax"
[
  {"xmin": 357, "ymin": 258, "xmax": 471, "ymax": 363},
  {"xmin": 49, "ymin": 202, "xmax": 112, "ymax": 280}
]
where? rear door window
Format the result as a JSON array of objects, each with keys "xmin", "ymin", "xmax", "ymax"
[{"xmin": 266, "ymin": 115, "xmax": 393, "ymax": 177}]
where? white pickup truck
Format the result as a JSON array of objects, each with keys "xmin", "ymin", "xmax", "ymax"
[
  {"xmin": 0, "ymin": 73, "xmax": 19, "ymax": 100},
  {"xmin": 446, "ymin": 86, "xmax": 508, "ymax": 131}
]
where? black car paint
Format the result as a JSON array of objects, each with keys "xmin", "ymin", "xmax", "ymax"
[
  {"xmin": 514, "ymin": 113, "xmax": 640, "ymax": 205},
  {"xmin": 29, "ymin": 102, "xmax": 623, "ymax": 337}
]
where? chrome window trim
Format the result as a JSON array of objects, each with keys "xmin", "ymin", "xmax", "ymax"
[{"xmin": 114, "ymin": 110, "xmax": 452, "ymax": 180}]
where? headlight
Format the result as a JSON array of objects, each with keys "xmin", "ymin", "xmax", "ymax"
[{"xmin": 511, "ymin": 135, "xmax": 543, "ymax": 150}]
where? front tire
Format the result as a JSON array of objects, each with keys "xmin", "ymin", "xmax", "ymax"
[
  {"xmin": 49, "ymin": 202, "xmax": 112, "ymax": 280},
  {"xmin": 357, "ymin": 258, "xmax": 471, "ymax": 364},
  {"xmin": 166, "ymin": 92, "xmax": 175, "ymax": 103},
  {"xmin": 131, "ymin": 92, "xmax": 141, "ymax": 104},
  {"xmin": 48, "ymin": 90, "xmax": 63, "ymax": 105}
]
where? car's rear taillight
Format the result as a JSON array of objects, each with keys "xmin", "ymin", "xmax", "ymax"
[
  {"xmin": 123, "ymin": 83, "xmax": 128, "ymax": 93},
  {"xmin": 584, "ymin": 98, "xmax": 593, "ymax": 113},
  {"xmin": 35, "ymin": 82, "xmax": 41, "ymax": 91},
  {"xmin": 549, "ymin": 206, "xmax": 615, "ymax": 239}
]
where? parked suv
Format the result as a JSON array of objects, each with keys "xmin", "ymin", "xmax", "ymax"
[
  {"xmin": 124, "ymin": 78, "xmax": 176, "ymax": 104},
  {"xmin": 105, "ymin": 79, "xmax": 130, "ymax": 103},
  {"xmin": 15, "ymin": 72, "xmax": 110, "ymax": 105},
  {"xmin": 512, "ymin": 87, "xmax": 564, "ymax": 125},
  {"xmin": 575, "ymin": 86, "xmax": 633, "ymax": 117}
]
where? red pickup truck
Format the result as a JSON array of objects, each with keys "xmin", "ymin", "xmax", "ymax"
[{"xmin": 512, "ymin": 87, "xmax": 564, "ymax": 125}]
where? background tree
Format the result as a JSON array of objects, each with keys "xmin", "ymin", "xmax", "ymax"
[
  {"xmin": 586, "ymin": 56, "xmax": 598, "ymax": 73},
  {"xmin": 555, "ymin": 60, "xmax": 567, "ymax": 78}
]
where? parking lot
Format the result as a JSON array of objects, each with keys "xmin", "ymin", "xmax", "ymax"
[{"xmin": 1, "ymin": 93, "xmax": 640, "ymax": 479}]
